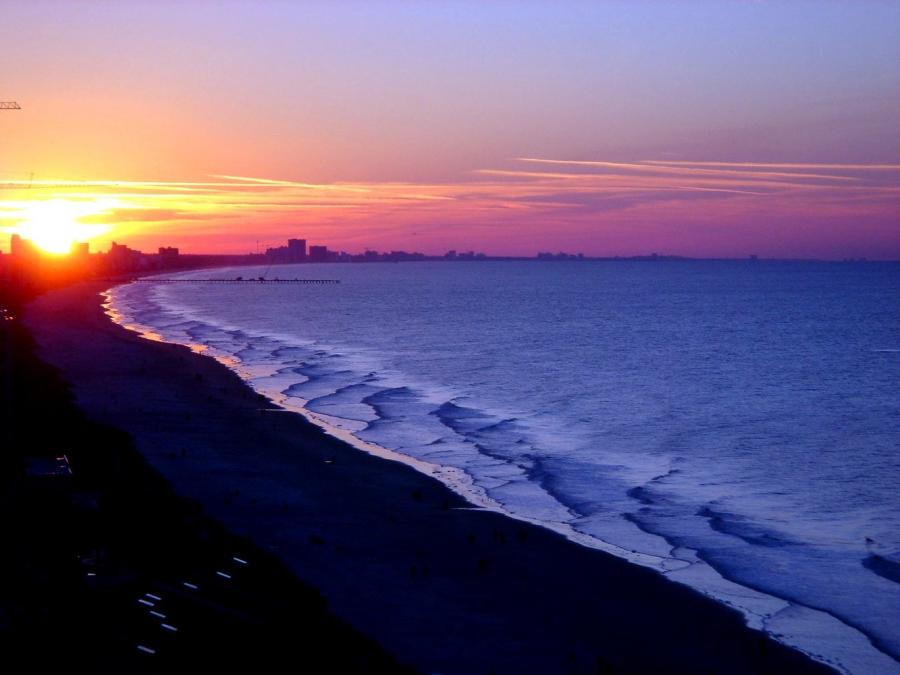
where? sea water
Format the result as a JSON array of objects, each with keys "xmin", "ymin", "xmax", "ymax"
[{"xmin": 107, "ymin": 260, "xmax": 900, "ymax": 674}]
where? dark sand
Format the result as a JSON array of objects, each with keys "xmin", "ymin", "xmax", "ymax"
[
  {"xmin": 25, "ymin": 281, "xmax": 834, "ymax": 675},
  {"xmin": 3, "ymin": 284, "xmax": 403, "ymax": 673}
]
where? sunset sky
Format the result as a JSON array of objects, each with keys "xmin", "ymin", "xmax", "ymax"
[{"xmin": 1, "ymin": 1, "xmax": 898, "ymax": 258}]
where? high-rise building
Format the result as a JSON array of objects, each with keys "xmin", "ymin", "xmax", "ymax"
[
  {"xmin": 9, "ymin": 234, "xmax": 40, "ymax": 259},
  {"xmin": 107, "ymin": 241, "xmax": 144, "ymax": 271},
  {"xmin": 309, "ymin": 245, "xmax": 328, "ymax": 262},
  {"xmin": 158, "ymin": 246, "xmax": 180, "ymax": 266},
  {"xmin": 10, "ymin": 234, "xmax": 24, "ymax": 256},
  {"xmin": 287, "ymin": 238, "xmax": 307, "ymax": 261}
]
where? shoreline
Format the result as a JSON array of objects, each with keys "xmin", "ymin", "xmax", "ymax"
[
  {"xmin": 25, "ymin": 280, "xmax": 836, "ymax": 674},
  {"xmin": 105, "ymin": 265, "xmax": 900, "ymax": 674}
]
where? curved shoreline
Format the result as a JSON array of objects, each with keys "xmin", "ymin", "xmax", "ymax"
[
  {"xmin": 105, "ymin": 271, "xmax": 900, "ymax": 674},
  {"xmin": 26, "ymin": 279, "xmax": 841, "ymax": 674},
  {"xmin": 263, "ymin": 393, "xmax": 900, "ymax": 674}
]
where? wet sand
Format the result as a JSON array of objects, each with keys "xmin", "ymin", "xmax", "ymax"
[{"xmin": 25, "ymin": 281, "xmax": 834, "ymax": 674}]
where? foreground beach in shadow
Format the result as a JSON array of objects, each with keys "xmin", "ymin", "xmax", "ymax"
[
  {"xmin": 1, "ymin": 283, "xmax": 405, "ymax": 673},
  {"xmin": 18, "ymin": 280, "xmax": 835, "ymax": 674}
]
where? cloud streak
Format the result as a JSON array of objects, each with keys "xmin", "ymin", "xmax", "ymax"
[
  {"xmin": 516, "ymin": 158, "xmax": 860, "ymax": 182},
  {"xmin": 2, "ymin": 157, "xmax": 898, "ymax": 257},
  {"xmin": 640, "ymin": 160, "xmax": 900, "ymax": 171}
]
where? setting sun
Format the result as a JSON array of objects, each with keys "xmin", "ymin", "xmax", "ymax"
[{"xmin": 16, "ymin": 199, "xmax": 112, "ymax": 254}]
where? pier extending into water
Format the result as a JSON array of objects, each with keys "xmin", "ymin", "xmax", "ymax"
[{"xmin": 133, "ymin": 278, "xmax": 340, "ymax": 285}]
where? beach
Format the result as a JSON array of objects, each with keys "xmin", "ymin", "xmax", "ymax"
[{"xmin": 23, "ymin": 280, "xmax": 835, "ymax": 675}]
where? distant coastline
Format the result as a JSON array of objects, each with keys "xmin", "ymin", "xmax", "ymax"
[{"xmin": 4, "ymin": 228, "xmax": 896, "ymax": 289}]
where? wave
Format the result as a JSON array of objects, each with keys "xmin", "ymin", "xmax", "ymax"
[
  {"xmin": 103, "ymin": 273, "xmax": 900, "ymax": 675},
  {"xmin": 698, "ymin": 506, "xmax": 803, "ymax": 548},
  {"xmin": 863, "ymin": 554, "xmax": 900, "ymax": 585}
]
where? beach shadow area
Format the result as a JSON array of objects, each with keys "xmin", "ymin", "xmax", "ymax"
[{"xmin": 0, "ymin": 287, "xmax": 408, "ymax": 673}]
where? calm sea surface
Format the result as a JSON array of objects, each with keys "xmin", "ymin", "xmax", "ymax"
[{"xmin": 109, "ymin": 261, "xmax": 900, "ymax": 674}]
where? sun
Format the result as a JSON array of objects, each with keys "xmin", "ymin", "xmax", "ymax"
[{"xmin": 18, "ymin": 199, "xmax": 112, "ymax": 255}]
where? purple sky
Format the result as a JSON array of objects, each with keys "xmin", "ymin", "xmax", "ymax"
[{"xmin": 1, "ymin": 1, "xmax": 898, "ymax": 257}]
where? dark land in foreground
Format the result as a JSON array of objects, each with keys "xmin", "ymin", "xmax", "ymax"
[
  {"xmin": 1, "ymin": 279, "xmax": 836, "ymax": 674},
  {"xmin": 0, "ymin": 285, "xmax": 406, "ymax": 673}
]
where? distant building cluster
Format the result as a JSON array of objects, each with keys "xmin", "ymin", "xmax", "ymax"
[
  {"xmin": 0, "ymin": 228, "xmax": 634, "ymax": 293},
  {"xmin": 1, "ymin": 235, "xmax": 187, "ymax": 281},
  {"xmin": 264, "ymin": 236, "xmax": 440, "ymax": 264},
  {"xmin": 443, "ymin": 250, "xmax": 487, "ymax": 260},
  {"xmin": 0, "ymin": 231, "xmax": 600, "ymax": 287},
  {"xmin": 265, "ymin": 238, "xmax": 308, "ymax": 263},
  {"xmin": 537, "ymin": 252, "xmax": 585, "ymax": 260},
  {"xmin": 9, "ymin": 233, "xmax": 90, "ymax": 261},
  {"xmin": 6, "ymin": 233, "xmax": 90, "ymax": 268},
  {"xmin": 4, "ymin": 231, "xmax": 691, "ymax": 276},
  {"xmin": 262, "ymin": 237, "xmax": 505, "ymax": 264}
]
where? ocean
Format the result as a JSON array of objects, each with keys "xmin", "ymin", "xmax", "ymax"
[{"xmin": 107, "ymin": 260, "xmax": 900, "ymax": 674}]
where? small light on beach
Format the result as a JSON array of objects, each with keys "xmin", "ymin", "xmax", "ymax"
[
  {"xmin": 216, "ymin": 571, "xmax": 232, "ymax": 579},
  {"xmin": 149, "ymin": 610, "xmax": 166, "ymax": 619},
  {"xmin": 232, "ymin": 556, "xmax": 248, "ymax": 565},
  {"xmin": 183, "ymin": 581, "xmax": 199, "ymax": 590},
  {"xmin": 138, "ymin": 598, "xmax": 155, "ymax": 607},
  {"xmin": 160, "ymin": 623, "xmax": 178, "ymax": 632},
  {"xmin": 145, "ymin": 593, "xmax": 162, "ymax": 601},
  {"xmin": 136, "ymin": 645, "xmax": 156, "ymax": 655}
]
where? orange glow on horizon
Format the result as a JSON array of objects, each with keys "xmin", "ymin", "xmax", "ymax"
[
  {"xmin": 1, "ymin": 159, "xmax": 898, "ymax": 259},
  {"xmin": 14, "ymin": 199, "xmax": 113, "ymax": 255}
]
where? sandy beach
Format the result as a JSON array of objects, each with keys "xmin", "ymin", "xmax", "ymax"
[{"xmin": 23, "ymin": 280, "xmax": 835, "ymax": 675}]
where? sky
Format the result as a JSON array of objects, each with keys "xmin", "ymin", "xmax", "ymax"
[{"xmin": 1, "ymin": 1, "xmax": 899, "ymax": 258}]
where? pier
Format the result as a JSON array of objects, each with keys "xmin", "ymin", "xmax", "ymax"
[{"xmin": 133, "ymin": 278, "xmax": 340, "ymax": 285}]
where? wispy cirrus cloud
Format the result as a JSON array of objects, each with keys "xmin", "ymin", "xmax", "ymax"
[
  {"xmin": 2, "ymin": 157, "xmax": 898, "ymax": 257},
  {"xmin": 640, "ymin": 160, "xmax": 900, "ymax": 171},
  {"xmin": 515, "ymin": 157, "xmax": 861, "ymax": 182},
  {"xmin": 80, "ymin": 208, "xmax": 227, "ymax": 224},
  {"xmin": 491, "ymin": 157, "xmax": 900, "ymax": 200}
]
